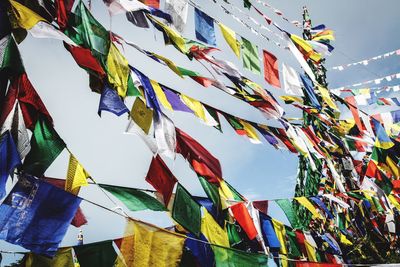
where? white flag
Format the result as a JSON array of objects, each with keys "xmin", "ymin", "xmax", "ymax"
[
  {"xmin": 165, "ymin": 0, "xmax": 188, "ymax": 33},
  {"xmin": 282, "ymin": 63, "xmax": 303, "ymax": 96},
  {"xmin": 104, "ymin": 0, "xmax": 149, "ymax": 15},
  {"xmin": 29, "ymin": 22, "xmax": 76, "ymax": 46},
  {"xmin": 154, "ymin": 112, "xmax": 176, "ymax": 159}
]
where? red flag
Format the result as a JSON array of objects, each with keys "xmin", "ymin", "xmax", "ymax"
[
  {"xmin": 175, "ymin": 128, "xmax": 222, "ymax": 184},
  {"xmin": 55, "ymin": 0, "xmax": 75, "ymax": 29},
  {"xmin": 263, "ymin": 50, "xmax": 280, "ymax": 88},
  {"xmin": 65, "ymin": 45, "xmax": 106, "ymax": 77},
  {"xmin": 43, "ymin": 177, "xmax": 88, "ymax": 227},
  {"xmin": 230, "ymin": 203, "xmax": 258, "ymax": 240},
  {"xmin": 345, "ymin": 96, "xmax": 364, "ymax": 132},
  {"xmin": 295, "ymin": 230, "xmax": 307, "ymax": 257},
  {"xmin": 141, "ymin": 0, "xmax": 159, "ymax": 8},
  {"xmin": 0, "ymin": 74, "xmax": 53, "ymax": 130},
  {"xmin": 145, "ymin": 155, "xmax": 178, "ymax": 205}
]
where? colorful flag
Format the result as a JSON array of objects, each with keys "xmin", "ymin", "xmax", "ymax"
[
  {"xmin": 74, "ymin": 240, "xmax": 118, "ymax": 267},
  {"xmin": 0, "ymin": 35, "xmax": 24, "ymax": 75},
  {"xmin": 371, "ymin": 118, "xmax": 394, "ymax": 149},
  {"xmin": 165, "ymin": 0, "xmax": 188, "ymax": 33},
  {"xmin": 194, "ymin": 8, "xmax": 216, "ymax": 46},
  {"xmin": 145, "ymin": 155, "xmax": 177, "ymax": 205},
  {"xmin": 130, "ymin": 97, "xmax": 153, "ymax": 134},
  {"xmin": 28, "ymin": 21, "xmax": 76, "ymax": 46},
  {"xmin": 9, "ymin": 0, "xmax": 47, "ymax": 30},
  {"xmin": 0, "ymin": 73, "xmax": 53, "ymax": 130},
  {"xmin": 184, "ymin": 233, "xmax": 215, "ymax": 267},
  {"xmin": 163, "ymin": 86, "xmax": 194, "ymax": 113},
  {"xmin": 100, "ymin": 184, "xmax": 166, "ymax": 211},
  {"xmin": 272, "ymin": 219, "xmax": 287, "ymax": 255},
  {"xmin": 275, "ymin": 199, "xmax": 300, "ymax": 228},
  {"xmin": 176, "ymin": 127, "xmax": 222, "ymax": 184},
  {"xmin": 241, "ymin": 37, "xmax": 261, "ymax": 75},
  {"xmin": 150, "ymin": 80, "xmax": 173, "ymax": 111},
  {"xmin": 201, "ymin": 208, "xmax": 230, "ymax": 247},
  {"xmin": 172, "ymin": 183, "xmax": 202, "ymax": 236},
  {"xmin": 259, "ymin": 214, "xmax": 281, "ymax": 251},
  {"xmin": 0, "ymin": 175, "xmax": 81, "ymax": 256},
  {"xmin": 107, "ymin": 43, "xmax": 130, "ymax": 97},
  {"xmin": 218, "ymin": 22, "xmax": 240, "ymax": 58},
  {"xmin": 23, "ymin": 248, "xmax": 74, "ymax": 267},
  {"xmin": 104, "ymin": 0, "xmax": 149, "ymax": 15},
  {"xmin": 0, "ymin": 131, "xmax": 21, "ymax": 198},
  {"xmin": 23, "ymin": 118, "xmax": 66, "ymax": 177},
  {"xmin": 300, "ymin": 74, "xmax": 321, "ymax": 109},
  {"xmin": 263, "ymin": 50, "xmax": 281, "ymax": 88},
  {"xmin": 180, "ymin": 94, "xmax": 207, "ymax": 122},
  {"xmin": 282, "ymin": 63, "xmax": 303, "ymax": 96},
  {"xmin": 65, "ymin": 154, "xmax": 90, "ymax": 195},
  {"xmin": 0, "ymin": 103, "xmax": 31, "ymax": 159},
  {"xmin": 230, "ymin": 203, "xmax": 258, "ymax": 240},
  {"xmin": 98, "ymin": 85, "xmax": 129, "ymax": 117}
]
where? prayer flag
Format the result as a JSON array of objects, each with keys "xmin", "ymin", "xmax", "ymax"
[
  {"xmin": 163, "ymin": 86, "xmax": 194, "ymax": 113},
  {"xmin": 65, "ymin": 154, "xmax": 89, "ymax": 195},
  {"xmin": 263, "ymin": 50, "xmax": 281, "ymax": 88},
  {"xmin": 130, "ymin": 97, "xmax": 153, "ymax": 134},
  {"xmin": 272, "ymin": 219, "xmax": 288, "ymax": 255},
  {"xmin": 65, "ymin": 45, "xmax": 106, "ymax": 77},
  {"xmin": 100, "ymin": 184, "xmax": 166, "ymax": 211},
  {"xmin": 282, "ymin": 63, "xmax": 303, "ymax": 96},
  {"xmin": 295, "ymin": 197, "xmax": 322, "ymax": 219},
  {"xmin": 172, "ymin": 183, "xmax": 202, "ymax": 236},
  {"xmin": 120, "ymin": 221, "xmax": 185, "ymax": 267},
  {"xmin": 0, "ymin": 35, "xmax": 24, "ymax": 75},
  {"xmin": 371, "ymin": 118, "xmax": 394, "ymax": 149},
  {"xmin": 218, "ymin": 22, "xmax": 240, "ymax": 58},
  {"xmin": 145, "ymin": 155, "xmax": 177, "ymax": 205},
  {"xmin": 194, "ymin": 8, "xmax": 216, "ymax": 46},
  {"xmin": 201, "ymin": 208, "xmax": 230, "ymax": 247},
  {"xmin": 98, "ymin": 85, "xmax": 129, "ymax": 117},
  {"xmin": 241, "ymin": 37, "xmax": 261, "ymax": 75},
  {"xmin": 176, "ymin": 128, "xmax": 222, "ymax": 184},
  {"xmin": 9, "ymin": 0, "xmax": 47, "ymax": 30},
  {"xmin": 260, "ymin": 214, "xmax": 280, "ymax": 250},
  {"xmin": 107, "ymin": 43, "xmax": 130, "ymax": 97},
  {"xmin": 104, "ymin": 0, "xmax": 149, "ymax": 16},
  {"xmin": 345, "ymin": 96, "xmax": 364, "ymax": 132},
  {"xmin": 180, "ymin": 94, "xmax": 207, "ymax": 122},
  {"xmin": 74, "ymin": 240, "xmax": 117, "ymax": 267},
  {"xmin": 0, "ymin": 73, "xmax": 53, "ymax": 130},
  {"xmin": 23, "ymin": 248, "xmax": 74, "ymax": 267},
  {"xmin": 0, "ymin": 175, "xmax": 81, "ymax": 256},
  {"xmin": 29, "ymin": 21, "xmax": 76, "ymax": 46},
  {"xmin": 300, "ymin": 74, "xmax": 321, "ymax": 109},
  {"xmin": 184, "ymin": 233, "xmax": 215, "ymax": 267},
  {"xmin": 213, "ymin": 246, "xmax": 268, "ymax": 267},
  {"xmin": 153, "ymin": 112, "xmax": 176, "ymax": 158},
  {"xmin": 126, "ymin": 11, "xmax": 150, "ymax": 28},
  {"xmin": 23, "ymin": 118, "xmax": 66, "ymax": 177},
  {"xmin": 275, "ymin": 199, "xmax": 300, "ymax": 228},
  {"xmin": 150, "ymin": 80, "xmax": 173, "ymax": 111},
  {"xmin": 0, "ymin": 131, "xmax": 21, "ymax": 199},
  {"xmin": 165, "ymin": 0, "xmax": 188, "ymax": 33},
  {"xmin": 0, "ymin": 102, "xmax": 31, "ymax": 159},
  {"xmin": 230, "ymin": 203, "xmax": 258, "ymax": 240},
  {"xmin": 55, "ymin": 0, "xmax": 75, "ymax": 29}
]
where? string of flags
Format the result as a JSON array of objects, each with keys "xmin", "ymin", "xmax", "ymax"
[
  {"xmin": 0, "ymin": 0, "xmax": 400, "ymax": 266},
  {"xmin": 330, "ymin": 48, "xmax": 400, "ymax": 71},
  {"xmin": 333, "ymin": 71, "xmax": 400, "ymax": 90}
]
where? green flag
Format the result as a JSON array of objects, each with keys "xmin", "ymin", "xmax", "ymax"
[
  {"xmin": 275, "ymin": 199, "xmax": 300, "ymax": 229},
  {"xmin": 241, "ymin": 37, "xmax": 261, "ymax": 75},
  {"xmin": 198, "ymin": 176, "xmax": 221, "ymax": 211},
  {"xmin": 213, "ymin": 246, "xmax": 268, "ymax": 267},
  {"xmin": 99, "ymin": 184, "xmax": 166, "ymax": 212},
  {"xmin": 172, "ymin": 183, "xmax": 202, "ymax": 236},
  {"xmin": 74, "ymin": 240, "xmax": 117, "ymax": 267},
  {"xmin": 285, "ymin": 226, "xmax": 302, "ymax": 258},
  {"xmin": 23, "ymin": 118, "xmax": 66, "ymax": 176}
]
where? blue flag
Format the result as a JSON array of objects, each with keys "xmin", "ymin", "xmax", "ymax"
[
  {"xmin": 184, "ymin": 233, "xmax": 215, "ymax": 267},
  {"xmin": 194, "ymin": 8, "xmax": 216, "ymax": 46},
  {"xmin": 300, "ymin": 74, "xmax": 321, "ymax": 109},
  {"xmin": 0, "ymin": 131, "xmax": 21, "ymax": 199},
  {"xmin": 259, "ymin": 213, "xmax": 280, "ymax": 251},
  {"xmin": 0, "ymin": 175, "xmax": 81, "ymax": 256},
  {"xmin": 98, "ymin": 85, "xmax": 129, "ymax": 117}
]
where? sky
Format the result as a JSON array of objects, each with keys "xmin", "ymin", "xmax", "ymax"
[{"xmin": 2, "ymin": 0, "xmax": 400, "ymax": 264}]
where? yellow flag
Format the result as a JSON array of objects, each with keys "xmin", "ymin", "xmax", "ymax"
[
  {"xmin": 150, "ymin": 53, "xmax": 183, "ymax": 77},
  {"xmin": 107, "ymin": 43, "xmax": 130, "ymax": 98},
  {"xmin": 25, "ymin": 248, "xmax": 74, "ymax": 267},
  {"xmin": 218, "ymin": 22, "xmax": 240, "ymax": 58},
  {"xmin": 9, "ymin": 0, "xmax": 47, "ymax": 30},
  {"xmin": 218, "ymin": 180, "xmax": 235, "ymax": 209},
  {"xmin": 150, "ymin": 80, "xmax": 173, "ymax": 111},
  {"xmin": 117, "ymin": 221, "xmax": 185, "ymax": 267},
  {"xmin": 340, "ymin": 233, "xmax": 353, "ymax": 246},
  {"xmin": 146, "ymin": 15, "xmax": 187, "ymax": 54},
  {"xmin": 130, "ymin": 97, "xmax": 153, "ymax": 134},
  {"xmin": 66, "ymin": 154, "xmax": 89, "ymax": 195},
  {"xmin": 280, "ymin": 95, "xmax": 304, "ymax": 104},
  {"xmin": 272, "ymin": 219, "xmax": 287, "ymax": 255},
  {"xmin": 295, "ymin": 197, "xmax": 322, "ymax": 220},
  {"xmin": 317, "ymin": 86, "xmax": 339, "ymax": 111},
  {"xmin": 241, "ymin": 120, "xmax": 261, "ymax": 144},
  {"xmin": 180, "ymin": 94, "xmax": 207, "ymax": 122},
  {"xmin": 304, "ymin": 240, "xmax": 317, "ymax": 262},
  {"xmin": 201, "ymin": 208, "xmax": 230, "ymax": 247},
  {"xmin": 290, "ymin": 34, "xmax": 321, "ymax": 62}
]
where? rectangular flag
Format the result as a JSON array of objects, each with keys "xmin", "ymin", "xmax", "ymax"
[
  {"xmin": 241, "ymin": 37, "xmax": 261, "ymax": 75},
  {"xmin": 282, "ymin": 63, "xmax": 303, "ymax": 96},
  {"xmin": 194, "ymin": 8, "xmax": 216, "ymax": 46},
  {"xmin": 263, "ymin": 50, "xmax": 281, "ymax": 88},
  {"xmin": 165, "ymin": 0, "xmax": 188, "ymax": 33},
  {"xmin": 0, "ymin": 131, "xmax": 21, "ymax": 198},
  {"xmin": 0, "ymin": 175, "xmax": 81, "ymax": 256}
]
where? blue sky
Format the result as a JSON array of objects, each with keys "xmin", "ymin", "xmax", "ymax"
[{"xmin": 2, "ymin": 0, "xmax": 400, "ymax": 264}]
